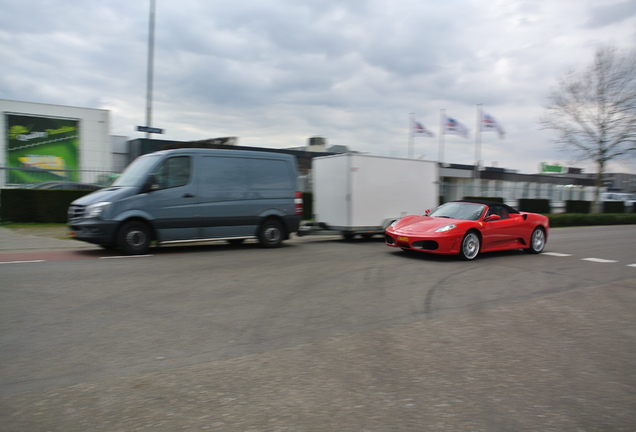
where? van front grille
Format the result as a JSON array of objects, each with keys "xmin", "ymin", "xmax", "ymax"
[{"xmin": 67, "ymin": 205, "xmax": 86, "ymax": 221}]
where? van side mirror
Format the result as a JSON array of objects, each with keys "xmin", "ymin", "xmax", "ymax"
[{"xmin": 141, "ymin": 174, "xmax": 159, "ymax": 193}]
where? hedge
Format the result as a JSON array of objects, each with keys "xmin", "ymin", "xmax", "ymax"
[
  {"xmin": 1, "ymin": 189, "xmax": 92, "ymax": 223},
  {"xmin": 518, "ymin": 198, "xmax": 551, "ymax": 214},
  {"xmin": 565, "ymin": 200, "xmax": 591, "ymax": 213},
  {"xmin": 548, "ymin": 213, "xmax": 636, "ymax": 227}
]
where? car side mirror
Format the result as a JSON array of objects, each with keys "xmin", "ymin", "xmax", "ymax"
[
  {"xmin": 485, "ymin": 214, "xmax": 501, "ymax": 222},
  {"xmin": 425, "ymin": 209, "xmax": 431, "ymax": 216},
  {"xmin": 141, "ymin": 174, "xmax": 159, "ymax": 193}
]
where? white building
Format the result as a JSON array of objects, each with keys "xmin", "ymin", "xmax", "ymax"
[{"xmin": 0, "ymin": 99, "xmax": 112, "ymax": 187}]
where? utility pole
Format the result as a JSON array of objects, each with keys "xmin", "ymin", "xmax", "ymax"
[{"xmin": 145, "ymin": 0, "xmax": 156, "ymax": 140}]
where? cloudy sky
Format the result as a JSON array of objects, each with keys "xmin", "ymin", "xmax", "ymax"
[{"xmin": 2, "ymin": 0, "xmax": 636, "ymax": 174}]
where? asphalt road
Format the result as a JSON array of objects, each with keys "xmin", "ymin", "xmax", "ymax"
[{"xmin": 1, "ymin": 225, "xmax": 635, "ymax": 431}]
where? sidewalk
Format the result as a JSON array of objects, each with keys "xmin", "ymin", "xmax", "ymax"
[{"xmin": 0, "ymin": 226, "xmax": 96, "ymax": 252}]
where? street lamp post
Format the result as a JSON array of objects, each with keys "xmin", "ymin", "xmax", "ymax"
[{"xmin": 145, "ymin": 0, "xmax": 156, "ymax": 140}]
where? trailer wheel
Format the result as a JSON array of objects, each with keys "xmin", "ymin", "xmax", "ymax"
[{"xmin": 342, "ymin": 232, "xmax": 355, "ymax": 241}]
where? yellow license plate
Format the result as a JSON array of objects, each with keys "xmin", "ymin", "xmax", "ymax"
[{"xmin": 397, "ymin": 236, "xmax": 409, "ymax": 242}]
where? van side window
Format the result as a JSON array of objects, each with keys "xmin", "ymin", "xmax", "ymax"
[
  {"xmin": 155, "ymin": 156, "xmax": 191, "ymax": 189},
  {"xmin": 201, "ymin": 157, "xmax": 247, "ymax": 191},
  {"xmin": 247, "ymin": 159, "xmax": 292, "ymax": 189}
]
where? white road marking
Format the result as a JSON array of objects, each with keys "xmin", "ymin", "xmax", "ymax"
[
  {"xmin": 582, "ymin": 258, "xmax": 619, "ymax": 264},
  {"xmin": 0, "ymin": 260, "xmax": 46, "ymax": 264},
  {"xmin": 545, "ymin": 252, "xmax": 635, "ymax": 268},
  {"xmin": 99, "ymin": 255, "xmax": 153, "ymax": 259}
]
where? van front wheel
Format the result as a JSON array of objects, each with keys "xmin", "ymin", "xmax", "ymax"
[
  {"xmin": 258, "ymin": 219, "xmax": 284, "ymax": 248},
  {"xmin": 117, "ymin": 221, "xmax": 152, "ymax": 255}
]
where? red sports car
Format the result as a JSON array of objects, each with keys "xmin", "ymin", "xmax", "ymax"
[{"xmin": 385, "ymin": 200, "xmax": 549, "ymax": 260}]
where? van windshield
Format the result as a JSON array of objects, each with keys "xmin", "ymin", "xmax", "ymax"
[{"xmin": 112, "ymin": 154, "xmax": 161, "ymax": 187}]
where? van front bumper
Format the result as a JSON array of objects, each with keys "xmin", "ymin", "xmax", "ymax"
[{"xmin": 68, "ymin": 220, "xmax": 119, "ymax": 246}]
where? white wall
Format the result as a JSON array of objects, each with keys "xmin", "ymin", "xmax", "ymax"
[{"xmin": 0, "ymin": 99, "xmax": 111, "ymax": 185}]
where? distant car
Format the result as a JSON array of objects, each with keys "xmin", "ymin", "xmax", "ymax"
[
  {"xmin": 29, "ymin": 181, "xmax": 102, "ymax": 190},
  {"xmin": 385, "ymin": 200, "xmax": 549, "ymax": 260},
  {"xmin": 599, "ymin": 192, "xmax": 636, "ymax": 209}
]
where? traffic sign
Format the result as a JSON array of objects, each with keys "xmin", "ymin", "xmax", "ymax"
[{"xmin": 137, "ymin": 126, "xmax": 164, "ymax": 134}]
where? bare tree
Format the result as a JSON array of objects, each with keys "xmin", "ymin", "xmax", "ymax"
[{"xmin": 540, "ymin": 46, "xmax": 636, "ymax": 212}]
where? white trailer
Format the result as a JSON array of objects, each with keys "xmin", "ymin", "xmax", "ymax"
[{"xmin": 299, "ymin": 154, "xmax": 439, "ymax": 239}]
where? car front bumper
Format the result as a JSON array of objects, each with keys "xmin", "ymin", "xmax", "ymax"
[{"xmin": 68, "ymin": 219, "xmax": 119, "ymax": 246}]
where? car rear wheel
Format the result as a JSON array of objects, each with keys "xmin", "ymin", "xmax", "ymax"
[
  {"xmin": 459, "ymin": 231, "xmax": 480, "ymax": 260},
  {"xmin": 117, "ymin": 221, "xmax": 152, "ymax": 255},
  {"xmin": 525, "ymin": 227, "xmax": 546, "ymax": 254},
  {"xmin": 258, "ymin": 219, "xmax": 284, "ymax": 248}
]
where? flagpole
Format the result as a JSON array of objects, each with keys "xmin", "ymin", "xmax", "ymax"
[
  {"xmin": 408, "ymin": 113, "xmax": 414, "ymax": 159},
  {"xmin": 475, "ymin": 104, "xmax": 483, "ymax": 168},
  {"xmin": 474, "ymin": 104, "xmax": 482, "ymax": 194},
  {"xmin": 439, "ymin": 109, "xmax": 445, "ymax": 163}
]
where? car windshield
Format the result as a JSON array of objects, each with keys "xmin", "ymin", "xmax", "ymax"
[
  {"xmin": 430, "ymin": 202, "xmax": 485, "ymax": 221},
  {"xmin": 112, "ymin": 154, "xmax": 161, "ymax": 187}
]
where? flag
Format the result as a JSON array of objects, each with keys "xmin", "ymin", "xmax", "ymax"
[
  {"xmin": 411, "ymin": 118, "xmax": 435, "ymax": 137},
  {"xmin": 443, "ymin": 115, "xmax": 469, "ymax": 139},
  {"xmin": 480, "ymin": 112, "xmax": 505, "ymax": 138}
]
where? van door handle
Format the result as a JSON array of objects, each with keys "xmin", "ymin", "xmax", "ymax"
[{"xmin": 183, "ymin": 193, "xmax": 195, "ymax": 198}]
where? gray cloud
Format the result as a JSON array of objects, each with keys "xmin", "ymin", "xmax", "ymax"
[{"xmin": 587, "ymin": 0, "xmax": 636, "ymax": 28}]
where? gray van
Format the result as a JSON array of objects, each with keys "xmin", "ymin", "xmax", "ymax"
[{"xmin": 68, "ymin": 149, "xmax": 303, "ymax": 254}]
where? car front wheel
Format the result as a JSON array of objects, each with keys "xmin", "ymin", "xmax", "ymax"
[
  {"xmin": 459, "ymin": 231, "xmax": 480, "ymax": 260},
  {"xmin": 525, "ymin": 227, "xmax": 546, "ymax": 254},
  {"xmin": 117, "ymin": 221, "xmax": 152, "ymax": 255}
]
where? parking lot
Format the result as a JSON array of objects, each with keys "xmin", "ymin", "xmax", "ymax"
[{"xmin": 1, "ymin": 225, "xmax": 635, "ymax": 431}]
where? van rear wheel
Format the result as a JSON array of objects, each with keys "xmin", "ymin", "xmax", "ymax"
[
  {"xmin": 258, "ymin": 219, "xmax": 284, "ymax": 248},
  {"xmin": 117, "ymin": 221, "xmax": 151, "ymax": 255}
]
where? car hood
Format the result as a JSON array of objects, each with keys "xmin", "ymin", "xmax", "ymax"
[
  {"xmin": 70, "ymin": 186, "xmax": 137, "ymax": 206},
  {"xmin": 392, "ymin": 216, "xmax": 463, "ymax": 234}
]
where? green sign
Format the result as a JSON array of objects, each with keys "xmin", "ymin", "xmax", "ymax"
[
  {"xmin": 6, "ymin": 114, "xmax": 80, "ymax": 184},
  {"xmin": 539, "ymin": 162, "xmax": 567, "ymax": 174}
]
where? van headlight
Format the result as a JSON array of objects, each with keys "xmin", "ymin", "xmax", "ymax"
[{"xmin": 85, "ymin": 202, "xmax": 111, "ymax": 219}]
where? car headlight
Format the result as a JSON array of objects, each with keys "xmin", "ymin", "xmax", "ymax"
[
  {"xmin": 85, "ymin": 202, "xmax": 111, "ymax": 219},
  {"xmin": 435, "ymin": 224, "xmax": 457, "ymax": 233}
]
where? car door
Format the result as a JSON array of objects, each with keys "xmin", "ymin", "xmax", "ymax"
[
  {"xmin": 144, "ymin": 155, "xmax": 202, "ymax": 242},
  {"xmin": 481, "ymin": 205, "xmax": 519, "ymax": 250}
]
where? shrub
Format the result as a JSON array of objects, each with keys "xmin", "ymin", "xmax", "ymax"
[
  {"xmin": 565, "ymin": 200, "xmax": 591, "ymax": 214},
  {"xmin": 518, "ymin": 198, "xmax": 551, "ymax": 214},
  {"xmin": 602, "ymin": 201, "xmax": 626, "ymax": 213},
  {"xmin": 548, "ymin": 213, "xmax": 636, "ymax": 227},
  {"xmin": 462, "ymin": 196, "xmax": 504, "ymax": 203},
  {"xmin": 1, "ymin": 189, "xmax": 91, "ymax": 223},
  {"xmin": 302, "ymin": 192, "xmax": 313, "ymax": 220}
]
